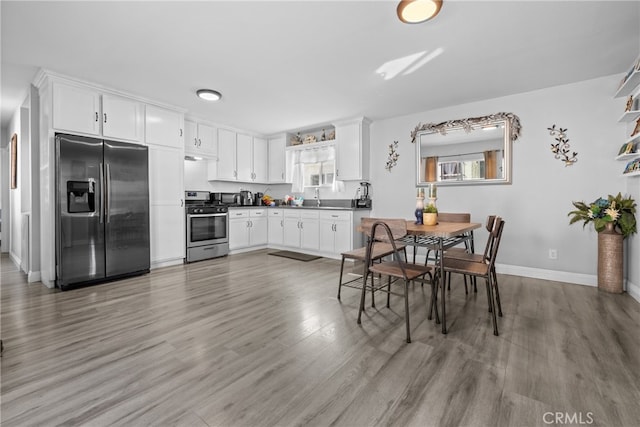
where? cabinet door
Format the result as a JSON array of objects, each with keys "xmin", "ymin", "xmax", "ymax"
[
  {"xmin": 333, "ymin": 219, "xmax": 352, "ymax": 254},
  {"xmin": 283, "ymin": 216, "xmax": 301, "ymax": 247},
  {"xmin": 250, "ymin": 216, "xmax": 268, "ymax": 246},
  {"xmin": 300, "ymin": 218, "xmax": 320, "ymax": 251},
  {"xmin": 236, "ymin": 133, "xmax": 253, "ymax": 182},
  {"xmin": 145, "ymin": 105, "xmax": 183, "ymax": 148},
  {"xmin": 52, "ymin": 83, "xmax": 100, "ymax": 135},
  {"xmin": 252, "ymin": 137, "xmax": 268, "ymax": 182},
  {"xmin": 102, "ymin": 94, "xmax": 143, "ymax": 142},
  {"xmin": 148, "ymin": 145, "xmax": 184, "ymax": 264},
  {"xmin": 217, "ymin": 129, "xmax": 237, "ymax": 180},
  {"xmin": 268, "ymin": 137, "xmax": 286, "ymax": 183},
  {"xmin": 229, "ymin": 218, "xmax": 249, "ymax": 250},
  {"xmin": 335, "ymin": 123, "xmax": 361, "ymax": 181},
  {"xmin": 319, "ymin": 220, "xmax": 335, "ymax": 253},
  {"xmin": 198, "ymin": 123, "xmax": 217, "ymax": 157},
  {"xmin": 268, "ymin": 215, "xmax": 284, "ymax": 245},
  {"xmin": 150, "ymin": 205, "xmax": 185, "ymax": 264},
  {"xmin": 184, "ymin": 120, "xmax": 199, "ymax": 154}
]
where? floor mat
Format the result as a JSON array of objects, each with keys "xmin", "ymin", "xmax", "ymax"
[{"xmin": 268, "ymin": 250, "xmax": 321, "ymax": 262}]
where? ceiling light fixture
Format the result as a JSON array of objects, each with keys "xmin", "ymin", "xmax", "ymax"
[
  {"xmin": 397, "ymin": 0, "xmax": 443, "ymax": 24},
  {"xmin": 196, "ymin": 89, "xmax": 222, "ymax": 101}
]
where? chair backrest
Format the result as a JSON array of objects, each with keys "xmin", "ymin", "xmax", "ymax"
[
  {"xmin": 437, "ymin": 212, "xmax": 471, "ymax": 223},
  {"xmin": 486, "ymin": 218, "xmax": 505, "ymax": 268},
  {"xmin": 365, "ymin": 221, "xmax": 410, "ymax": 279},
  {"xmin": 361, "ymin": 217, "xmax": 407, "ymax": 241},
  {"xmin": 481, "ymin": 215, "xmax": 498, "ymax": 261}
]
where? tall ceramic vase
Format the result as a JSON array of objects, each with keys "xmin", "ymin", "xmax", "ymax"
[{"xmin": 597, "ymin": 222, "xmax": 624, "ymax": 293}]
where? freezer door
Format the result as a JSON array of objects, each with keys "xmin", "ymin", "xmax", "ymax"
[
  {"xmin": 104, "ymin": 140, "xmax": 150, "ymax": 277},
  {"xmin": 56, "ymin": 134, "xmax": 105, "ymax": 286}
]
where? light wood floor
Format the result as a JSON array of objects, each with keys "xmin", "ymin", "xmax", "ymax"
[{"xmin": 1, "ymin": 250, "xmax": 640, "ymax": 427}]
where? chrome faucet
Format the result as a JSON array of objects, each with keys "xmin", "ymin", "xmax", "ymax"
[{"xmin": 314, "ymin": 187, "xmax": 321, "ymax": 207}]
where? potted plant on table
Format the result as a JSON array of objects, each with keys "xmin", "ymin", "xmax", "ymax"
[
  {"xmin": 568, "ymin": 192, "xmax": 637, "ymax": 293},
  {"xmin": 423, "ymin": 204, "xmax": 438, "ymax": 226}
]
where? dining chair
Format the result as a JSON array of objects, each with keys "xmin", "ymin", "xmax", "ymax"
[
  {"xmin": 337, "ymin": 218, "xmax": 407, "ymax": 306},
  {"xmin": 442, "ymin": 217, "xmax": 505, "ymax": 336},
  {"xmin": 357, "ymin": 221, "xmax": 435, "ymax": 343},
  {"xmin": 444, "ymin": 215, "xmax": 497, "ymax": 295},
  {"xmin": 421, "ymin": 212, "xmax": 473, "ymax": 270}
]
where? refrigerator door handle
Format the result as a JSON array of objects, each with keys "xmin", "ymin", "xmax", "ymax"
[
  {"xmin": 99, "ymin": 163, "xmax": 105, "ymax": 224},
  {"xmin": 105, "ymin": 163, "xmax": 111, "ymax": 223}
]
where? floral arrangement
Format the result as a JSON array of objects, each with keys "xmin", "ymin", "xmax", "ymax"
[
  {"xmin": 568, "ymin": 193, "xmax": 637, "ymax": 238},
  {"xmin": 423, "ymin": 204, "xmax": 438, "ymax": 214}
]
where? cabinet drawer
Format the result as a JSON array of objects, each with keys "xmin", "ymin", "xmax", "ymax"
[
  {"xmin": 267, "ymin": 209, "xmax": 283, "ymax": 217},
  {"xmin": 250, "ymin": 209, "xmax": 266, "ymax": 217},
  {"xmin": 229, "ymin": 210, "xmax": 249, "ymax": 219},
  {"xmin": 300, "ymin": 210, "xmax": 320, "ymax": 219},
  {"xmin": 284, "ymin": 210, "xmax": 301, "ymax": 218},
  {"xmin": 320, "ymin": 211, "xmax": 352, "ymax": 221}
]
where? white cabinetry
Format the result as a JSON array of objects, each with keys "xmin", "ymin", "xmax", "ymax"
[
  {"xmin": 267, "ymin": 209, "xmax": 284, "ymax": 245},
  {"xmin": 319, "ymin": 211, "xmax": 353, "ymax": 255},
  {"xmin": 184, "ymin": 119, "xmax": 216, "ymax": 158},
  {"xmin": 229, "ymin": 208, "xmax": 268, "ymax": 250},
  {"xmin": 334, "ymin": 118, "xmax": 371, "ymax": 181},
  {"xmin": 283, "ymin": 210, "xmax": 320, "ymax": 251},
  {"xmin": 52, "ymin": 83, "xmax": 143, "ymax": 141},
  {"xmin": 148, "ymin": 144, "xmax": 185, "ymax": 265},
  {"xmin": 211, "ymin": 130, "xmax": 268, "ymax": 182},
  {"xmin": 145, "ymin": 105, "xmax": 184, "ymax": 148},
  {"xmin": 268, "ymin": 136, "xmax": 286, "ymax": 183}
]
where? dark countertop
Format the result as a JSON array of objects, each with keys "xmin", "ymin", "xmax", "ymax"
[{"xmin": 227, "ymin": 199, "xmax": 371, "ymax": 211}]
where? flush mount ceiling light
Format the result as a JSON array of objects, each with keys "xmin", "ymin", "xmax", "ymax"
[
  {"xmin": 196, "ymin": 89, "xmax": 222, "ymax": 101},
  {"xmin": 397, "ymin": 0, "xmax": 443, "ymax": 24}
]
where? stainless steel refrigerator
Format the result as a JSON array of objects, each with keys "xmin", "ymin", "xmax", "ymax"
[{"xmin": 56, "ymin": 134, "xmax": 150, "ymax": 290}]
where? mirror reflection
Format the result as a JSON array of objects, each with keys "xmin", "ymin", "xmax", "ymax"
[{"xmin": 414, "ymin": 114, "xmax": 519, "ymax": 186}]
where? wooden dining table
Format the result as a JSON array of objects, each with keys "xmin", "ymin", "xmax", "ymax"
[{"xmin": 359, "ymin": 220, "xmax": 481, "ymax": 334}]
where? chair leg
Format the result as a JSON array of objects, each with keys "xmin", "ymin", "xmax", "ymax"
[
  {"xmin": 486, "ymin": 277, "xmax": 499, "ymax": 336},
  {"xmin": 371, "ymin": 271, "xmax": 376, "ymax": 308},
  {"xmin": 357, "ymin": 271, "xmax": 370, "ymax": 324},
  {"xmin": 473, "ymin": 276, "xmax": 478, "ymax": 293},
  {"xmin": 428, "ymin": 273, "xmax": 440, "ymax": 323},
  {"xmin": 492, "ymin": 268, "xmax": 503, "ymax": 317},
  {"xmin": 404, "ymin": 280, "xmax": 411, "ymax": 343},
  {"xmin": 337, "ymin": 256, "xmax": 346, "ymax": 300},
  {"xmin": 386, "ymin": 275, "xmax": 391, "ymax": 308},
  {"xmin": 463, "ymin": 275, "xmax": 468, "ymax": 295}
]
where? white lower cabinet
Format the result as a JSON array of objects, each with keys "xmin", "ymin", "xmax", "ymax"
[
  {"xmin": 267, "ymin": 209, "xmax": 284, "ymax": 245},
  {"xmin": 319, "ymin": 211, "xmax": 353, "ymax": 255},
  {"xmin": 283, "ymin": 210, "xmax": 320, "ymax": 251},
  {"xmin": 229, "ymin": 209, "xmax": 267, "ymax": 250}
]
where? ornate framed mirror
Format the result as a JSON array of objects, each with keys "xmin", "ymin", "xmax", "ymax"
[{"xmin": 413, "ymin": 112, "xmax": 521, "ymax": 186}]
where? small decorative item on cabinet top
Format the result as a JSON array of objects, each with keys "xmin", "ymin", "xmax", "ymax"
[
  {"xmin": 290, "ymin": 132, "xmax": 303, "ymax": 146},
  {"xmin": 303, "ymin": 134, "xmax": 317, "ymax": 144},
  {"xmin": 328, "ymin": 130, "xmax": 336, "ymax": 140}
]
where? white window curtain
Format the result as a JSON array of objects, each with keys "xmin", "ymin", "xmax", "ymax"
[{"xmin": 290, "ymin": 145, "xmax": 342, "ymax": 193}]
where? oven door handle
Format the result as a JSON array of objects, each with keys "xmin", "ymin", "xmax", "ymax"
[{"xmin": 188, "ymin": 213, "xmax": 228, "ymax": 218}]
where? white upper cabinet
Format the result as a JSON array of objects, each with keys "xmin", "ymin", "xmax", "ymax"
[
  {"xmin": 52, "ymin": 83, "xmax": 101, "ymax": 135},
  {"xmin": 211, "ymin": 129, "xmax": 268, "ymax": 183},
  {"xmin": 216, "ymin": 128, "xmax": 238, "ymax": 180},
  {"xmin": 52, "ymin": 83, "xmax": 144, "ymax": 142},
  {"xmin": 334, "ymin": 118, "xmax": 371, "ymax": 181},
  {"xmin": 145, "ymin": 105, "xmax": 184, "ymax": 148},
  {"xmin": 101, "ymin": 94, "xmax": 144, "ymax": 142},
  {"xmin": 236, "ymin": 133, "xmax": 253, "ymax": 181},
  {"xmin": 268, "ymin": 136, "xmax": 286, "ymax": 183},
  {"xmin": 184, "ymin": 119, "xmax": 217, "ymax": 158},
  {"xmin": 252, "ymin": 137, "xmax": 268, "ymax": 183}
]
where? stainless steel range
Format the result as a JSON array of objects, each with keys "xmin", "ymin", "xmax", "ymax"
[{"xmin": 185, "ymin": 191, "xmax": 229, "ymax": 263}]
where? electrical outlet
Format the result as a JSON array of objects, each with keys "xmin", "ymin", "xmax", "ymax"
[{"xmin": 549, "ymin": 249, "xmax": 558, "ymax": 260}]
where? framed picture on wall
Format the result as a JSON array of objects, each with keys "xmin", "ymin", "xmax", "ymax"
[{"xmin": 10, "ymin": 133, "xmax": 17, "ymax": 189}]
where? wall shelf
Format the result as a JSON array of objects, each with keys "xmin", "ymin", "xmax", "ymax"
[
  {"xmin": 617, "ymin": 110, "xmax": 640, "ymax": 123},
  {"xmin": 622, "ymin": 170, "xmax": 640, "ymax": 177},
  {"xmin": 615, "ymin": 69, "xmax": 640, "ymax": 98},
  {"xmin": 616, "ymin": 152, "xmax": 639, "ymax": 161}
]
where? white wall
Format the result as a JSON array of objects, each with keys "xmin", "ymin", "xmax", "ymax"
[{"xmin": 370, "ymin": 74, "xmax": 635, "ymax": 289}]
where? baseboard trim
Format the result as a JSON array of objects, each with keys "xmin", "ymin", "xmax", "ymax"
[
  {"xmin": 9, "ymin": 251, "xmax": 21, "ymax": 270},
  {"xmin": 628, "ymin": 280, "xmax": 640, "ymax": 303},
  {"xmin": 28, "ymin": 270, "xmax": 41, "ymax": 283},
  {"xmin": 495, "ymin": 263, "xmax": 597, "ymax": 287},
  {"xmin": 151, "ymin": 259, "xmax": 184, "ymax": 270}
]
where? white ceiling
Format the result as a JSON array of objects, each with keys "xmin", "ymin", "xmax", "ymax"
[{"xmin": 2, "ymin": 1, "xmax": 639, "ymax": 135}]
